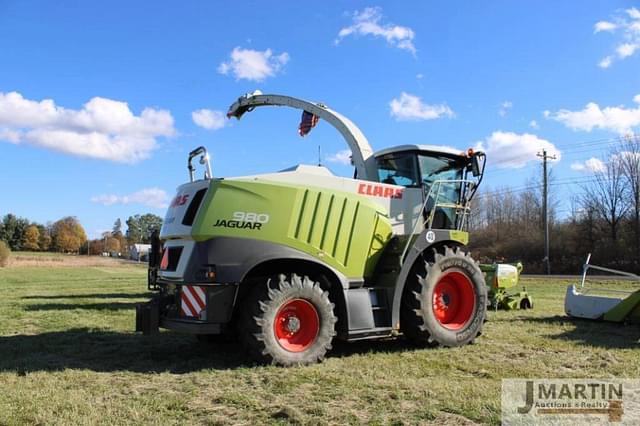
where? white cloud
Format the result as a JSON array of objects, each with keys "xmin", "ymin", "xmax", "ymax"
[
  {"xmin": 91, "ymin": 187, "xmax": 169, "ymax": 209},
  {"xmin": 336, "ymin": 7, "xmax": 416, "ymax": 54},
  {"xmin": 594, "ymin": 21, "xmax": 617, "ymax": 33},
  {"xmin": 218, "ymin": 47, "xmax": 289, "ymax": 82},
  {"xmin": 595, "ymin": 8, "xmax": 640, "ymax": 68},
  {"xmin": 192, "ymin": 109, "xmax": 226, "ymax": 130},
  {"xmin": 572, "ymin": 151, "xmax": 640, "ymax": 174},
  {"xmin": 571, "ymin": 157, "xmax": 606, "ymax": 173},
  {"xmin": 616, "ymin": 42, "xmax": 639, "ymax": 58},
  {"xmin": 0, "ymin": 91, "xmax": 174, "ymax": 163},
  {"xmin": 598, "ymin": 56, "xmax": 613, "ymax": 68},
  {"xmin": 389, "ymin": 92, "xmax": 454, "ymax": 121},
  {"xmin": 545, "ymin": 95, "xmax": 640, "ymax": 135},
  {"xmin": 475, "ymin": 131, "xmax": 560, "ymax": 168},
  {"xmin": 326, "ymin": 149, "xmax": 352, "ymax": 165},
  {"xmin": 0, "ymin": 128, "xmax": 21, "ymax": 143},
  {"xmin": 529, "ymin": 120, "xmax": 540, "ymax": 129},
  {"xmin": 499, "ymin": 101, "xmax": 513, "ymax": 117}
]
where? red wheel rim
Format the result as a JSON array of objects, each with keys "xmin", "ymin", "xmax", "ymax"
[
  {"xmin": 274, "ymin": 299, "xmax": 320, "ymax": 352},
  {"xmin": 432, "ymin": 271, "xmax": 476, "ymax": 330}
]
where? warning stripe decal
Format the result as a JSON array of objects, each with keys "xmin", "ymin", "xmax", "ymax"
[{"xmin": 180, "ymin": 285, "xmax": 207, "ymax": 317}]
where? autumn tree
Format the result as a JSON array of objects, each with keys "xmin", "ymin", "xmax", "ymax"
[
  {"xmin": 23, "ymin": 225, "xmax": 40, "ymax": 251},
  {"xmin": 103, "ymin": 233, "xmax": 121, "ymax": 253},
  {"xmin": 0, "ymin": 241, "xmax": 10, "ymax": 267},
  {"xmin": 51, "ymin": 217, "xmax": 87, "ymax": 253},
  {"xmin": 37, "ymin": 224, "xmax": 52, "ymax": 251}
]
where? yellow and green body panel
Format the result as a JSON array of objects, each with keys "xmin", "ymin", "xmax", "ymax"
[
  {"xmin": 191, "ymin": 179, "xmax": 393, "ymax": 280},
  {"xmin": 602, "ymin": 291, "xmax": 640, "ymax": 323}
]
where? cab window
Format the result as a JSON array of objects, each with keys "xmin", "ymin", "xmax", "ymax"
[
  {"xmin": 418, "ymin": 155, "xmax": 463, "ymax": 189},
  {"xmin": 375, "ymin": 153, "xmax": 420, "ymax": 187},
  {"xmin": 418, "ymin": 154, "xmax": 465, "ymax": 229}
]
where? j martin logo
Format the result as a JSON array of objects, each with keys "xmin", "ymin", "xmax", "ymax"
[{"xmin": 502, "ymin": 379, "xmax": 639, "ymax": 425}]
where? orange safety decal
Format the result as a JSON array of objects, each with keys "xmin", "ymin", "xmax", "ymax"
[
  {"xmin": 180, "ymin": 285, "xmax": 207, "ymax": 317},
  {"xmin": 159, "ymin": 249, "xmax": 169, "ymax": 270}
]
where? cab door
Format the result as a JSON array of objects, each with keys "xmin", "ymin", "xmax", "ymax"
[{"xmin": 374, "ymin": 152, "xmax": 426, "ymax": 235}]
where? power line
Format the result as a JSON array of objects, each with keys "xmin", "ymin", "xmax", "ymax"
[
  {"xmin": 475, "ymin": 174, "xmax": 623, "ymax": 200},
  {"xmin": 480, "ymin": 135, "xmax": 638, "ymax": 176}
]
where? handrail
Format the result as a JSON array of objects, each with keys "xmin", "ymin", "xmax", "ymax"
[
  {"xmin": 188, "ymin": 146, "xmax": 213, "ymax": 182},
  {"xmin": 424, "ymin": 179, "xmax": 475, "ymax": 231},
  {"xmin": 399, "ymin": 178, "xmax": 475, "ymax": 264}
]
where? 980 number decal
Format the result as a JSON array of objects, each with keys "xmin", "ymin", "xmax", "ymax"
[
  {"xmin": 232, "ymin": 212, "xmax": 270, "ymax": 223},
  {"xmin": 213, "ymin": 211, "xmax": 270, "ymax": 230}
]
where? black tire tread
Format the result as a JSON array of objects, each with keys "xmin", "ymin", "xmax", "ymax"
[
  {"xmin": 401, "ymin": 245, "xmax": 487, "ymax": 347},
  {"xmin": 237, "ymin": 273, "xmax": 337, "ymax": 366}
]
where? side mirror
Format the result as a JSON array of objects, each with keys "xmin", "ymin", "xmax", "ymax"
[{"xmin": 471, "ymin": 156, "xmax": 481, "ymax": 177}]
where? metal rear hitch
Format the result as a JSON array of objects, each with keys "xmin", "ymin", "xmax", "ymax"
[{"xmin": 135, "ymin": 300, "xmax": 160, "ymax": 335}]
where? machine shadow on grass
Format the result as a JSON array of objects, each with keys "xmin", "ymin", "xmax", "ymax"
[
  {"xmin": 524, "ymin": 316, "xmax": 640, "ymax": 349},
  {"xmin": 22, "ymin": 302, "xmax": 139, "ymax": 311},
  {"xmin": 330, "ymin": 338, "xmax": 416, "ymax": 358},
  {"xmin": 20, "ymin": 292, "xmax": 153, "ymax": 312},
  {"xmin": 0, "ymin": 329, "xmax": 419, "ymax": 374},
  {"xmin": 22, "ymin": 293, "xmax": 151, "ymax": 300},
  {"xmin": 0, "ymin": 328, "xmax": 252, "ymax": 373}
]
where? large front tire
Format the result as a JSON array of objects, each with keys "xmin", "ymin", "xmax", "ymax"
[
  {"xmin": 238, "ymin": 273, "xmax": 337, "ymax": 366},
  {"xmin": 401, "ymin": 246, "xmax": 487, "ymax": 347}
]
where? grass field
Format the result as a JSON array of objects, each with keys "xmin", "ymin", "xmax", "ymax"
[{"xmin": 0, "ymin": 253, "xmax": 638, "ymax": 425}]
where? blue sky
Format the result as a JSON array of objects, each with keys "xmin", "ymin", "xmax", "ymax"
[{"xmin": 1, "ymin": 1, "xmax": 639, "ymax": 238}]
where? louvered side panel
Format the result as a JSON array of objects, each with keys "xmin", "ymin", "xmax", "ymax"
[
  {"xmin": 288, "ymin": 189, "xmax": 320, "ymax": 243},
  {"xmin": 333, "ymin": 199, "xmax": 360, "ymax": 268},
  {"xmin": 309, "ymin": 192, "xmax": 332, "ymax": 247}
]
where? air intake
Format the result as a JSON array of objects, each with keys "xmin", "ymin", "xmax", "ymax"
[{"xmin": 182, "ymin": 189, "xmax": 207, "ymax": 226}]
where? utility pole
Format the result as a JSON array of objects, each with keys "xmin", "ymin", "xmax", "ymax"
[{"xmin": 537, "ymin": 149, "xmax": 556, "ymax": 275}]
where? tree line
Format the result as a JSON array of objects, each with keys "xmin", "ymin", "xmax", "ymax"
[
  {"xmin": 469, "ymin": 135, "xmax": 640, "ymax": 274},
  {"xmin": 0, "ymin": 213, "xmax": 162, "ymax": 255}
]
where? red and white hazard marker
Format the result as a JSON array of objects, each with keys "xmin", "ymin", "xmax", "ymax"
[{"xmin": 180, "ymin": 285, "xmax": 207, "ymax": 317}]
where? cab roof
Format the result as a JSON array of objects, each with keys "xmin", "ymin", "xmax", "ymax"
[{"xmin": 373, "ymin": 144, "xmax": 467, "ymax": 159}]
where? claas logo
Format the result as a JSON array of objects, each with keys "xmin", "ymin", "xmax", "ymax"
[
  {"xmin": 357, "ymin": 183, "xmax": 403, "ymax": 199},
  {"xmin": 170, "ymin": 194, "xmax": 190, "ymax": 207}
]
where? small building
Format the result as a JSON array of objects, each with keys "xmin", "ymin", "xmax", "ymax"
[{"xmin": 130, "ymin": 244, "xmax": 151, "ymax": 261}]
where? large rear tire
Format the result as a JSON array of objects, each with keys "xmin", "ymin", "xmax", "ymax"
[
  {"xmin": 237, "ymin": 273, "xmax": 337, "ymax": 366},
  {"xmin": 401, "ymin": 246, "xmax": 486, "ymax": 347}
]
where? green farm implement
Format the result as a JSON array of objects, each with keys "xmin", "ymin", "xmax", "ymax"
[
  {"xmin": 479, "ymin": 262, "xmax": 532, "ymax": 310},
  {"xmin": 565, "ymin": 254, "xmax": 640, "ymax": 323}
]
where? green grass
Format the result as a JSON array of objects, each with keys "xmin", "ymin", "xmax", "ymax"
[{"xmin": 0, "ymin": 261, "xmax": 638, "ymax": 425}]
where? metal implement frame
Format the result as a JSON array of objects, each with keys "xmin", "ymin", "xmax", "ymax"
[
  {"xmin": 566, "ymin": 254, "xmax": 640, "ymax": 322},
  {"xmin": 579, "ymin": 253, "xmax": 640, "ymax": 294}
]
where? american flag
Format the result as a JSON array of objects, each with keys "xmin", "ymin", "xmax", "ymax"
[{"xmin": 298, "ymin": 110, "xmax": 320, "ymax": 137}]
